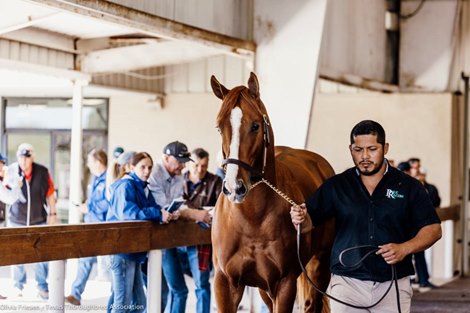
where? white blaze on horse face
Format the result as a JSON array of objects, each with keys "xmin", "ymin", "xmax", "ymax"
[{"xmin": 225, "ymin": 107, "xmax": 243, "ymax": 193}]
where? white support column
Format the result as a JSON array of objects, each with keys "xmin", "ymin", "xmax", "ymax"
[
  {"xmin": 68, "ymin": 79, "xmax": 88, "ymax": 224},
  {"xmin": 147, "ymin": 250, "xmax": 162, "ymax": 313},
  {"xmin": 49, "ymin": 260, "xmax": 66, "ymax": 313},
  {"xmin": 254, "ymin": 0, "xmax": 328, "ymax": 148}
]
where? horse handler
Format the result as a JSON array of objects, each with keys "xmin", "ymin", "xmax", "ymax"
[{"xmin": 290, "ymin": 120, "xmax": 441, "ymax": 313}]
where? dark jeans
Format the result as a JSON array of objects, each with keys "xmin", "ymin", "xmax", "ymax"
[{"xmin": 414, "ymin": 251, "xmax": 430, "ymax": 285}]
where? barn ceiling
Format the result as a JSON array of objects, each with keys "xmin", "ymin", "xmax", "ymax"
[{"xmin": 0, "ymin": 0, "xmax": 255, "ymax": 94}]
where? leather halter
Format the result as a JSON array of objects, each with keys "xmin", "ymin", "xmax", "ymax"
[{"xmin": 222, "ymin": 114, "xmax": 271, "ymax": 180}]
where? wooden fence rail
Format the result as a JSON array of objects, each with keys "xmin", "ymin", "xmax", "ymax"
[
  {"xmin": 0, "ymin": 203, "xmax": 459, "ymax": 267},
  {"xmin": 0, "ymin": 220, "xmax": 211, "ymax": 266}
]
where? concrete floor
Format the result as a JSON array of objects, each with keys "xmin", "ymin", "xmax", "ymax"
[
  {"xmin": 0, "ymin": 263, "xmax": 256, "ymax": 313},
  {"xmin": 4, "ymin": 263, "xmax": 463, "ymax": 313},
  {"xmin": 411, "ymin": 276, "xmax": 470, "ymax": 313}
]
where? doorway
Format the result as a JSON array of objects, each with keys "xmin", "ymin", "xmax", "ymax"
[{"xmin": 3, "ymin": 98, "xmax": 108, "ymax": 223}]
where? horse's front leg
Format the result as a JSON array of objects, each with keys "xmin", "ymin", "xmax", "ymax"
[
  {"xmin": 273, "ymin": 274, "xmax": 297, "ymax": 313},
  {"xmin": 213, "ymin": 268, "xmax": 245, "ymax": 313}
]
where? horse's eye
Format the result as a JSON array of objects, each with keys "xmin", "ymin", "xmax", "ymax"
[
  {"xmin": 251, "ymin": 122, "xmax": 260, "ymax": 132},
  {"xmin": 217, "ymin": 127, "xmax": 222, "ymax": 135}
]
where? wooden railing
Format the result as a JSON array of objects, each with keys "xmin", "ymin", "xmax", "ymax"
[
  {"xmin": 436, "ymin": 204, "xmax": 460, "ymax": 222},
  {"xmin": 0, "ymin": 220, "xmax": 211, "ymax": 266},
  {"xmin": 0, "ymin": 204, "xmax": 461, "ymax": 312},
  {"xmin": 0, "ymin": 203, "xmax": 459, "ymax": 267}
]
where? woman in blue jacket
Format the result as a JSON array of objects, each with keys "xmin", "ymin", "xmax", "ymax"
[{"xmin": 107, "ymin": 152, "xmax": 172, "ymax": 313}]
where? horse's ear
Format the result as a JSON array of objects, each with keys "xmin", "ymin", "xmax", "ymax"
[
  {"xmin": 247, "ymin": 72, "xmax": 260, "ymax": 99},
  {"xmin": 211, "ymin": 75, "xmax": 229, "ymax": 100}
]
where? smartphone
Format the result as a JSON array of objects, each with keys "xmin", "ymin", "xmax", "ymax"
[
  {"xmin": 166, "ymin": 199, "xmax": 184, "ymax": 213},
  {"xmin": 196, "ymin": 221, "xmax": 210, "ymax": 229}
]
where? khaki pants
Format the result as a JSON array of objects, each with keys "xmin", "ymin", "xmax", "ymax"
[{"xmin": 327, "ymin": 274, "xmax": 412, "ymax": 313}]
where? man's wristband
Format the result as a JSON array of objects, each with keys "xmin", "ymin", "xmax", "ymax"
[{"xmin": 48, "ymin": 212, "xmax": 57, "ymax": 216}]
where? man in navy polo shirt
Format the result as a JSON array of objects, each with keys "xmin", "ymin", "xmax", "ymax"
[{"xmin": 290, "ymin": 120, "xmax": 441, "ymax": 313}]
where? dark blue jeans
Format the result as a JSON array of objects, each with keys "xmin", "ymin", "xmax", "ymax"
[
  {"xmin": 414, "ymin": 251, "xmax": 430, "ymax": 286},
  {"xmin": 162, "ymin": 247, "xmax": 211, "ymax": 313}
]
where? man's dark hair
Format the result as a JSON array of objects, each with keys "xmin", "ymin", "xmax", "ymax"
[
  {"xmin": 408, "ymin": 157, "xmax": 420, "ymax": 164},
  {"xmin": 192, "ymin": 148, "xmax": 209, "ymax": 160},
  {"xmin": 350, "ymin": 120, "xmax": 386, "ymax": 146}
]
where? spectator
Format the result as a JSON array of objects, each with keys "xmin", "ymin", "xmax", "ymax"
[
  {"xmin": 65, "ymin": 149, "xmax": 109, "ymax": 306},
  {"xmin": 7, "ymin": 143, "xmax": 57, "ymax": 300},
  {"xmin": 107, "ymin": 152, "xmax": 172, "ymax": 313},
  {"xmin": 106, "ymin": 151, "xmax": 136, "ymax": 201},
  {"xmin": 417, "ymin": 168, "xmax": 441, "ymax": 208},
  {"xmin": 0, "ymin": 153, "xmax": 22, "ymax": 300},
  {"xmin": 414, "ymin": 167, "xmax": 441, "ymax": 291},
  {"xmin": 112, "ymin": 147, "xmax": 124, "ymax": 160},
  {"xmin": 408, "ymin": 157, "xmax": 421, "ymax": 177},
  {"xmin": 173, "ymin": 148, "xmax": 222, "ymax": 313},
  {"xmin": 0, "ymin": 153, "xmax": 22, "ymax": 227},
  {"xmin": 148, "ymin": 141, "xmax": 193, "ymax": 313}
]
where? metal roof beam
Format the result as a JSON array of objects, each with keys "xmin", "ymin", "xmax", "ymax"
[
  {"xmin": 78, "ymin": 41, "xmax": 221, "ymax": 73},
  {"xmin": 26, "ymin": 0, "xmax": 256, "ymax": 59},
  {"xmin": 1, "ymin": 27, "xmax": 77, "ymax": 54}
]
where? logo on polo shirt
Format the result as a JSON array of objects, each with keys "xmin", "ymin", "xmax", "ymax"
[{"xmin": 385, "ymin": 189, "xmax": 404, "ymax": 199}]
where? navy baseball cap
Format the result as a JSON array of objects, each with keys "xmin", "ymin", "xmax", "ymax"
[
  {"xmin": 0, "ymin": 153, "xmax": 6, "ymax": 163},
  {"xmin": 163, "ymin": 141, "xmax": 193, "ymax": 163}
]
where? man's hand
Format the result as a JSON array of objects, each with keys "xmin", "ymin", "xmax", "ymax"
[
  {"xmin": 79, "ymin": 203, "xmax": 88, "ymax": 214},
  {"xmin": 376, "ymin": 243, "xmax": 410, "ymax": 264},
  {"xmin": 181, "ymin": 209, "xmax": 211, "ymax": 225},
  {"xmin": 290, "ymin": 203, "xmax": 313, "ymax": 233}
]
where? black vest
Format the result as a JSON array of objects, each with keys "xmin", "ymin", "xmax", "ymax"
[{"xmin": 9, "ymin": 163, "xmax": 50, "ymax": 225}]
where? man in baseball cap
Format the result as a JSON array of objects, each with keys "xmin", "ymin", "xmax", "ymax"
[
  {"xmin": 9, "ymin": 142, "xmax": 57, "ymax": 300},
  {"xmin": 163, "ymin": 141, "xmax": 193, "ymax": 163},
  {"xmin": 148, "ymin": 140, "xmax": 193, "ymax": 311}
]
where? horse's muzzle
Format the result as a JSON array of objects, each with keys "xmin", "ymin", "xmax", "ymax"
[{"xmin": 223, "ymin": 179, "xmax": 247, "ymax": 202}]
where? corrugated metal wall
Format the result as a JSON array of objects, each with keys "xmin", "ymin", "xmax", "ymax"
[
  {"xmin": 107, "ymin": 0, "xmax": 253, "ymax": 40},
  {"xmin": 165, "ymin": 55, "xmax": 251, "ymax": 93},
  {"xmin": 0, "ymin": 38, "xmax": 74, "ymax": 69},
  {"xmin": 91, "ymin": 66, "xmax": 165, "ymax": 94}
]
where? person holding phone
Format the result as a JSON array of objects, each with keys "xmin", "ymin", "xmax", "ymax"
[{"xmin": 148, "ymin": 142, "xmax": 221, "ymax": 313}]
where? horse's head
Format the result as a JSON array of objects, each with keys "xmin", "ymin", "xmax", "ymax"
[{"xmin": 211, "ymin": 72, "xmax": 274, "ymax": 203}]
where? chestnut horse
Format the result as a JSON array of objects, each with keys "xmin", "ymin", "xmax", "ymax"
[{"xmin": 210, "ymin": 72, "xmax": 336, "ymax": 313}]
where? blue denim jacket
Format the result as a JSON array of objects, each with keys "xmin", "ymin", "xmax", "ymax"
[{"xmin": 85, "ymin": 171, "xmax": 109, "ymax": 223}]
